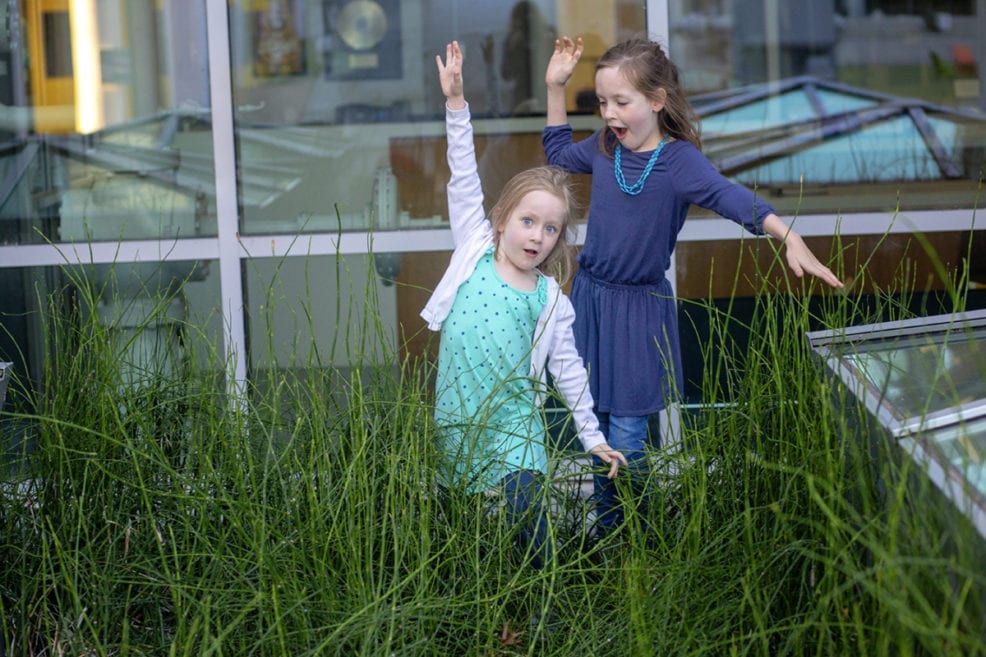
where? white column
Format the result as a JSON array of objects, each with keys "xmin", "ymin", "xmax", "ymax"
[
  {"xmin": 205, "ymin": 0, "xmax": 248, "ymax": 406},
  {"xmin": 648, "ymin": 0, "xmax": 682, "ymax": 452}
]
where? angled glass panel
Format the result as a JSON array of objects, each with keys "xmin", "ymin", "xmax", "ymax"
[
  {"xmin": 701, "ymin": 90, "xmax": 821, "ymax": 134},
  {"xmin": 808, "ymin": 310, "xmax": 986, "ymax": 539},
  {"xmin": 736, "ymin": 115, "xmax": 951, "ymax": 184},
  {"xmin": 837, "ymin": 326, "xmax": 986, "ymax": 420},
  {"xmin": 701, "ymin": 88, "xmax": 881, "ymax": 136},
  {"xmin": 815, "ymin": 88, "xmax": 880, "ymax": 115}
]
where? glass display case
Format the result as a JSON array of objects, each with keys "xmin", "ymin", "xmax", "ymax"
[{"xmin": 807, "ymin": 309, "xmax": 986, "ymax": 540}]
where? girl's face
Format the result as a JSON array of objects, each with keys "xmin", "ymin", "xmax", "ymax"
[
  {"xmin": 495, "ymin": 189, "xmax": 565, "ymax": 287},
  {"xmin": 595, "ymin": 65, "xmax": 666, "ymax": 152}
]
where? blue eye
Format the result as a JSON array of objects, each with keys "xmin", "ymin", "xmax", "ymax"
[
  {"xmin": 521, "ymin": 217, "xmax": 534, "ymax": 225},
  {"xmin": 545, "ymin": 225, "xmax": 558, "ymax": 234}
]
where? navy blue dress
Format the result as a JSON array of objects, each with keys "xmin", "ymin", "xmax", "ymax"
[{"xmin": 543, "ymin": 125, "xmax": 776, "ymax": 415}]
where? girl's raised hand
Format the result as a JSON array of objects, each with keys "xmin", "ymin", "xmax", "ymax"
[
  {"xmin": 545, "ymin": 36, "xmax": 583, "ymax": 88},
  {"xmin": 436, "ymin": 41, "xmax": 465, "ymax": 109}
]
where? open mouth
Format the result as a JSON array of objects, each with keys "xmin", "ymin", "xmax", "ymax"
[
  {"xmin": 524, "ymin": 249, "xmax": 539, "ymax": 258},
  {"xmin": 611, "ymin": 126, "xmax": 627, "ymax": 140}
]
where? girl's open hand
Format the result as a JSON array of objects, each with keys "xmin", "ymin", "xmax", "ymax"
[
  {"xmin": 436, "ymin": 41, "xmax": 465, "ymax": 109},
  {"xmin": 589, "ymin": 443, "xmax": 628, "ymax": 479},
  {"xmin": 783, "ymin": 233, "xmax": 845, "ymax": 289},
  {"xmin": 545, "ymin": 36, "xmax": 582, "ymax": 89},
  {"xmin": 761, "ymin": 214, "xmax": 844, "ymax": 289}
]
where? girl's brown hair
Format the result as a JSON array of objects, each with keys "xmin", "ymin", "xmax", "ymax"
[
  {"xmin": 489, "ymin": 165, "xmax": 577, "ymax": 285},
  {"xmin": 595, "ymin": 36, "xmax": 702, "ymax": 155}
]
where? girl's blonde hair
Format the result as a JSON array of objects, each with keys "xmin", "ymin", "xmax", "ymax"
[
  {"xmin": 595, "ymin": 36, "xmax": 702, "ymax": 155},
  {"xmin": 489, "ymin": 165, "xmax": 577, "ymax": 285}
]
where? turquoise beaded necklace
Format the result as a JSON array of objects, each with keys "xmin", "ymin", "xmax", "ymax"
[{"xmin": 614, "ymin": 135, "xmax": 670, "ymax": 195}]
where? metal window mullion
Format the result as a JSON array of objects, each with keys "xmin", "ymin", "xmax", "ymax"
[
  {"xmin": 908, "ymin": 106, "xmax": 963, "ymax": 179},
  {"xmin": 648, "ymin": 0, "xmax": 673, "ymax": 296},
  {"xmin": 979, "ymin": 0, "xmax": 986, "ymax": 114},
  {"xmin": 0, "ymin": 206, "xmax": 977, "ymax": 270},
  {"xmin": 205, "ymin": 0, "xmax": 248, "ymax": 402},
  {"xmin": 647, "ymin": 0, "xmax": 670, "ymax": 48},
  {"xmin": 226, "ymin": 206, "xmax": 980, "ymax": 260},
  {"xmin": 0, "ymin": 238, "xmax": 219, "ymax": 267}
]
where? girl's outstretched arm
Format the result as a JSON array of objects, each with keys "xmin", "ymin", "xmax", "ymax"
[
  {"xmin": 761, "ymin": 214, "xmax": 844, "ymax": 289},
  {"xmin": 545, "ymin": 36, "xmax": 582, "ymax": 127}
]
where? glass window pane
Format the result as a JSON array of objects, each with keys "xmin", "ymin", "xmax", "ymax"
[
  {"xmin": 0, "ymin": 259, "xmax": 222, "ymax": 402},
  {"xmin": 228, "ymin": 1, "xmax": 645, "ymax": 235},
  {"xmin": 670, "ymin": 1, "xmax": 986, "ymax": 215},
  {"xmin": 0, "ymin": 2, "xmax": 218, "ymax": 244},
  {"xmin": 243, "ymin": 253, "xmax": 399, "ymax": 372}
]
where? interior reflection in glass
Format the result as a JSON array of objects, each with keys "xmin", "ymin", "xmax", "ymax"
[
  {"xmin": 842, "ymin": 329, "xmax": 986, "ymax": 419},
  {"xmin": 928, "ymin": 416, "xmax": 986, "ymax": 497}
]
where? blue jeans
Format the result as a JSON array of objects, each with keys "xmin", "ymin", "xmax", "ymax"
[
  {"xmin": 592, "ymin": 413, "xmax": 651, "ymax": 535},
  {"xmin": 500, "ymin": 470, "xmax": 552, "ymax": 569}
]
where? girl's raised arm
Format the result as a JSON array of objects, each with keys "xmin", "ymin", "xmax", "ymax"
[{"xmin": 545, "ymin": 36, "xmax": 582, "ymax": 127}]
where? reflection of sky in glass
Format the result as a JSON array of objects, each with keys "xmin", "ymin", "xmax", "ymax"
[
  {"xmin": 816, "ymin": 89, "xmax": 880, "ymax": 115},
  {"xmin": 842, "ymin": 330, "xmax": 986, "ymax": 419},
  {"xmin": 700, "ymin": 84, "xmax": 965, "ymax": 185},
  {"xmin": 702, "ymin": 91, "xmax": 818, "ymax": 133},
  {"xmin": 927, "ymin": 117, "xmax": 959, "ymax": 151},
  {"xmin": 930, "ymin": 416, "xmax": 986, "ymax": 497},
  {"xmin": 701, "ymin": 89, "xmax": 878, "ymax": 135},
  {"xmin": 735, "ymin": 116, "xmax": 950, "ymax": 184}
]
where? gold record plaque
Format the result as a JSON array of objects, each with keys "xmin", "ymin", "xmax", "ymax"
[
  {"xmin": 323, "ymin": 0, "xmax": 401, "ymax": 80},
  {"xmin": 337, "ymin": 0, "xmax": 387, "ymax": 50}
]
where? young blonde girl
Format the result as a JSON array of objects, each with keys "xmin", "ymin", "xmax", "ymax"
[{"xmin": 423, "ymin": 41, "xmax": 626, "ymax": 567}]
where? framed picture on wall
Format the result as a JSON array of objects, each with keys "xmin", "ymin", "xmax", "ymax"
[{"xmin": 254, "ymin": 0, "xmax": 306, "ymax": 77}]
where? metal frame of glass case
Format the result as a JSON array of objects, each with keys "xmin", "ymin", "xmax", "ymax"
[{"xmin": 807, "ymin": 309, "xmax": 986, "ymax": 540}]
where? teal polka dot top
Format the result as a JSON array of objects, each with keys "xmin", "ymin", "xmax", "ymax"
[{"xmin": 435, "ymin": 248, "xmax": 549, "ymax": 492}]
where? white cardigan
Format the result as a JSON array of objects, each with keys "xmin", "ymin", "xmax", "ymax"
[{"xmin": 420, "ymin": 103, "xmax": 606, "ymax": 453}]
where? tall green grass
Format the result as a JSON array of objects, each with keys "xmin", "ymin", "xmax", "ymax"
[{"xmin": 0, "ymin": 234, "xmax": 984, "ymax": 656}]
